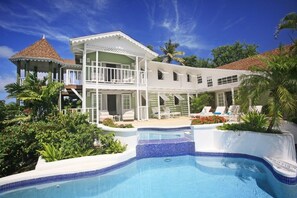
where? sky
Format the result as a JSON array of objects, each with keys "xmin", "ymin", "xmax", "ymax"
[{"xmin": 0, "ymin": 0, "xmax": 296, "ymax": 102}]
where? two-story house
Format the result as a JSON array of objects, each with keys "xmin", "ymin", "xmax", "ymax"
[{"xmin": 10, "ymin": 31, "xmax": 249, "ymax": 125}]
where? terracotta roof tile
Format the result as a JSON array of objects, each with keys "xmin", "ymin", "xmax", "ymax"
[
  {"xmin": 10, "ymin": 38, "xmax": 63, "ymax": 62},
  {"xmin": 217, "ymin": 45, "xmax": 291, "ymax": 70},
  {"xmin": 63, "ymin": 59, "xmax": 76, "ymax": 65}
]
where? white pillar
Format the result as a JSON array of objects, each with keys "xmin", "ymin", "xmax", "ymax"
[
  {"xmin": 157, "ymin": 92, "xmax": 160, "ymax": 119},
  {"xmin": 136, "ymin": 56, "xmax": 140, "ymax": 120},
  {"xmin": 96, "ymin": 88, "xmax": 99, "ymax": 126},
  {"xmin": 145, "ymin": 60, "xmax": 149, "ymax": 120},
  {"xmin": 96, "ymin": 50, "xmax": 99, "ymax": 124},
  {"xmin": 82, "ymin": 43, "xmax": 87, "ymax": 113},
  {"xmin": 187, "ymin": 93, "xmax": 190, "ymax": 117},
  {"xmin": 231, "ymin": 87, "xmax": 235, "ymax": 105}
]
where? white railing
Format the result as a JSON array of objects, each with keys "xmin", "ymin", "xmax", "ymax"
[
  {"xmin": 86, "ymin": 108, "xmax": 97, "ymax": 124},
  {"xmin": 85, "ymin": 66, "xmax": 146, "ymax": 85},
  {"xmin": 65, "ymin": 70, "xmax": 82, "ymax": 85}
]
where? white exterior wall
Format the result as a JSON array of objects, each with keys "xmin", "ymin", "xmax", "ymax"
[
  {"xmin": 193, "ymin": 124, "xmax": 296, "ymax": 162},
  {"xmin": 147, "ymin": 61, "xmax": 247, "ymax": 93}
]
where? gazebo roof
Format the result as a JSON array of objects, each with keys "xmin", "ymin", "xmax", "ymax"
[{"xmin": 10, "ymin": 36, "xmax": 63, "ymax": 63}]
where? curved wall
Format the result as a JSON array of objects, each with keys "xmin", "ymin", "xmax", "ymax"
[{"xmin": 192, "ymin": 124, "xmax": 296, "ymax": 162}]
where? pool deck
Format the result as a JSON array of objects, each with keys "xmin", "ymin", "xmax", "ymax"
[{"xmin": 116, "ymin": 116, "xmax": 192, "ymax": 127}]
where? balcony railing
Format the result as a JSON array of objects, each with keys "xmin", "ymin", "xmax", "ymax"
[
  {"xmin": 65, "ymin": 70, "xmax": 82, "ymax": 85},
  {"xmin": 85, "ymin": 66, "xmax": 146, "ymax": 85}
]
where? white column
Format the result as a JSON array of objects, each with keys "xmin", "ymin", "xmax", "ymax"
[
  {"xmin": 96, "ymin": 50, "xmax": 99, "ymax": 124},
  {"xmin": 157, "ymin": 92, "xmax": 160, "ymax": 119},
  {"xmin": 187, "ymin": 93, "xmax": 190, "ymax": 117},
  {"xmin": 231, "ymin": 87, "xmax": 235, "ymax": 105},
  {"xmin": 145, "ymin": 60, "xmax": 149, "ymax": 120},
  {"xmin": 82, "ymin": 43, "xmax": 87, "ymax": 113},
  {"xmin": 96, "ymin": 88, "xmax": 99, "ymax": 126},
  {"xmin": 136, "ymin": 56, "xmax": 140, "ymax": 120}
]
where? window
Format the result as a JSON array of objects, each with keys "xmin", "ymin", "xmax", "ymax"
[
  {"xmin": 91, "ymin": 93, "xmax": 102, "ymax": 110},
  {"xmin": 218, "ymin": 75, "xmax": 238, "ymax": 85},
  {"xmin": 197, "ymin": 75, "xmax": 202, "ymax": 84},
  {"xmin": 159, "ymin": 97, "xmax": 165, "ymax": 106},
  {"xmin": 122, "ymin": 94, "xmax": 131, "ymax": 110},
  {"xmin": 187, "ymin": 74, "xmax": 191, "ymax": 82},
  {"xmin": 158, "ymin": 70, "xmax": 164, "ymax": 80},
  {"xmin": 207, "ymin": 76, "xmax": 213, "ymax": 87},
  {"xmin": 173, "ymin": 72, "xmax": 178, "ymax": 81},
  {"xmin": 141, "ymin": 95, "xmax": 146, "ymax": 106},
  {"xmin": 174, "ymin": 96, "xmax": 180, "ymax": 105},
  {"xmin": 217, "ymin": 92, "xmax": 225, "ymax": 106}
]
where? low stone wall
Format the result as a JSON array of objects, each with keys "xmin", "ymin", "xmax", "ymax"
[{"xmin": 192, "ymin": 123, "xmax": 296, "ymax": 162}]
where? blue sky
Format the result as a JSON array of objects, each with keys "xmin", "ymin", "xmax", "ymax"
[{"xmin": 0, "ymin": 0, "xmax": 296, "ymax": 101}]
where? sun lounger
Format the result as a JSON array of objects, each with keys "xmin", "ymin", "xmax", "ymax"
[{"xmin": 190, "ymin": 106, "xmax": 212, "ymax": 118}]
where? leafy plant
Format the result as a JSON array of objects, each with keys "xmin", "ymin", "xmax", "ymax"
[
  {"xmin": 241, "ymin": 112, "xmax": 268, "ymax": 129},
  {"xmin": 0, "ymin": 123, "xmax": 40, "ymax": 177},
  {"xmin": 238, "ymin": 54, "xmax": 297, "ymax": 132},
  {"xmin": 5, "ymin": 73, "xmax": 63, "ymax": 120},
  {"xmin": 191, "ymin": 93, "xmax": 213, "ymax": 113},
  {"xmin": 102, "ymin": 118, "xmax": 134, "ymax": 128},
  {"xmin": 38, "ymin": 143, "xmax": 66, "ymax": 162},
  {"xmin": 216, "ymin": 112, "xmax": 280, "ymax": 133}
]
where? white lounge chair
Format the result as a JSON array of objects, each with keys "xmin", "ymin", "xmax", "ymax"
[
  {"xmin": 163, "ymin": 107, "xmax": 181, "ymax": 118},
  {"xmin": 122, "ymin": 109, "xmax": 135, "ymax": 121},
  {"xmin": 212, "ymin": 106, "xmax": 226, "ymax": 115},
  {"xmin": 222, "ymin": 105, "xmax": 241, "ymax": 121},
  {"xmin": 99, "ymin": 110, "xmax": 113, "ymax": 122},
  {"xmin": 190, "ymin": 106, "xmax": 212, "ymax": 118},
  {"xmin": 151, "ymin": 107, "xmax": 170, "ymax": 119},
  {"xmin": 249, "ymin": 105, "xmax": 263, "ymax": 113}
]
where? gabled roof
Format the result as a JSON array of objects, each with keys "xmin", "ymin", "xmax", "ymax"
[
  {"xmin": 70, "ymin": 31, "xmax": 158, "ymax": 59},
  {"xmin": 10, "ymin": 37, "xmax": 63, "ymax": 63},
  {"xmin": 216, "ymin": 45, "xmax": 291, "ymax": 70}
]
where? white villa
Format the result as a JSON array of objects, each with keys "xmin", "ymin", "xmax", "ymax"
[{"xmin": 10, "ymin": 31, "xmax": 259, "ymax": 124}]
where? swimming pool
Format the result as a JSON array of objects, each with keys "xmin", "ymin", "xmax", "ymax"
[
  {"xmin": 138, "ymin": 127, "xmax": 193, "ymax": 142},
  {"xmin": 1, "ymin": 155, "xmax": 296, "ymax": 198}
]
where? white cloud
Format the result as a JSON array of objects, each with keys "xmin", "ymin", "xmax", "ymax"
[
  {"xmin": 0, "ymin": 46, "xmax": 17, "ymax": 58},
  {"xmin": 0, "ymin": 74, "xmax": 15, "ymax": 92},
  {"xmin": 223, "ymin": 17, "xmax": 246, "ymax": 31},
  {"xmin": 156, "ymin": 0, "xmax": 211, "ymax": 50}
]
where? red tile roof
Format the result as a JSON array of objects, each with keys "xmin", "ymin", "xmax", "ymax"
[
  {"xmin": 10, "ymin": 37, "xmax": 63, "ymax": 62},
  {"xmin": 217, "ymin": 45, "xmax": 291, "ymax": 70},
  {"xmin": 63, "ymin": 59, "xmax": 76, "ymax": 65}
]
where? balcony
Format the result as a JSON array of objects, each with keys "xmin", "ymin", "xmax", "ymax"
[
  {"xmin": 65, "ymin": 70, "xmax": 82, "ymax": 85},
  {"xmin": 86, "ymin": 66, "xmax": 146, "ymax": 85}
]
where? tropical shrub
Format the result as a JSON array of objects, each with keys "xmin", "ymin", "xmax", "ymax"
[
  {"xmin": 237, "ymin": 54, "xmax": 297, "ymax": 132},
  {"xmin": 102, "ymin": 118, "xmax": 134, "ymax": 128},
  {"xmin": 0, "ymin": 122, "xmax": 40, "ymax": 177},
  {"xmin": 191, "ymin": 116, "xmax": 226, "ymax": 125},
  {"xmin": 190, "ymin": 93, "xmax": 213, "ymax": 113},
  {"xmin": 217, "ymin": 112, "xmax": 279, "ymax": 133},
  {"xmin": 0, "ymin": 113, "xmax": 127, "ymax": 176},
  {"xmin": 36, "ymin": 114, "xmax": 127, "ymax": 162}
]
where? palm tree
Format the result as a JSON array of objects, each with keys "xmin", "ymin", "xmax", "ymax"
[
  {"xmin": 275, "ymin": 12, "xmax": 297, "ymax": 38},
  {"xmin": 160, "ymin": 39, "xmax": 185, "ymax": 65},
  {"xmin": 238, "ymin": 54, "xmax": 297, "ymax": 132},
  {"xmin": 5, "ymin": 73, "xmax": 63, "ymax": 120},
  {"xmin": 275, "ymin": 12, "xmax": 297, "ymax": 56}
]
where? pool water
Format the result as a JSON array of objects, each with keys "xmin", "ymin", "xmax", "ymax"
[
  {"xmin": 139, "ymin": 131, "xmax": 185, "ymax": 140},
  {"xmin": 138, "ymin": 128, "xmax": 193, "ymax": 141},
  {"xmin": 2, "ymin": 155, "xmax": 295, "ymax": 198}
]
